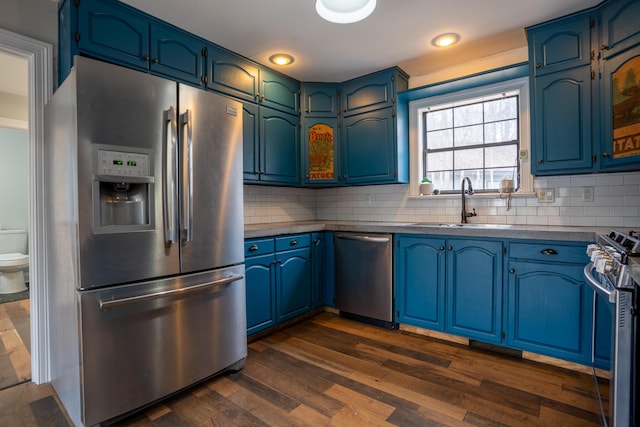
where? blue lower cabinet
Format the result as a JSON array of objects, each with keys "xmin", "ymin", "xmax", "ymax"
[
  {"xmin": 311, "ymin": 233, "xmax": 326, "ymax": 309},
  {"xmin": 395, "ymin": 235, "xmax": 446, "ymax": 331},
  {"xmin": 446, "ymin": 239, "xmax": 503, "ymax": 343},
  {"xmin": 277, "ymin": 246, "xmax": 311, "ymax": 322},
  {"xmin": 506, "ymin": 260, "xmax": 593, "ymax": 364},
  {"xmin": 245, "ymin": 253, "xmax": 276, "ymax": 335}
]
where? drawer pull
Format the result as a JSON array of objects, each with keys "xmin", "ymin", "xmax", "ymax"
[
  {"xmin": 290, "ymin": 239, "xmax": 298, "ymax": 246},
  {"xmin": 248, "ymin": 244, "xmax": 259, "ymax": 252},
  {"xmin": 540, "ymin": 248, "xmax": 558, "ymax": 255}
]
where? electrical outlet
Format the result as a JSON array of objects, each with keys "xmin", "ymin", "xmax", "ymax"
[
  {"xmin": 537, "ymin": 188, "xmax": 555, "ymax": 203},
  {"xmin": 583, "ymin": 187, "xmax": 594, "ymax": 202}
]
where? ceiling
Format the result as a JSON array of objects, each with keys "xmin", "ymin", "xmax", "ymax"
[{"xmin": 121, "ymin": 0, "xmax": 601, "ymax": 83}]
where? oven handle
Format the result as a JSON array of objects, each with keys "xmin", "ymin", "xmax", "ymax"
[
  {"xmin": 583, "ymin": 263, "xmax": 616, "ymax": 303},
  {"xmin": 99, "ymin": 274, "xmax": 244, "ymax": 310}
]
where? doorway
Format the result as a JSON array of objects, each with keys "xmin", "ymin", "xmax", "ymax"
[{"xmin": 0, "ymin": 28, "xmax": 52, "ymax": 385}]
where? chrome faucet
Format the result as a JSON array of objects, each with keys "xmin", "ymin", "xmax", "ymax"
[{"xmin": 461, "ymin": 177, "xmax": 477, "ymax": 223}]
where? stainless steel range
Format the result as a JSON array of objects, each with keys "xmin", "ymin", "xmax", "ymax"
[{"xmin": 584, "ymin": 229, "xmax": 639, "ymax": 427}]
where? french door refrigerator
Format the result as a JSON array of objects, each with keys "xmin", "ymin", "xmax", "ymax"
[{"xmin": 45, "ymin": 56, "xmax": 246, "ymax": 427}]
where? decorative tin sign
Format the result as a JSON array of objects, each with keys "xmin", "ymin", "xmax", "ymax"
[
  {"xmin": 612, "ymin": 56, "xmax": 640, "ymax": 159},
  {"xmin": 308, "ymin": 123, "xmax": 334, "ymax": 180}
]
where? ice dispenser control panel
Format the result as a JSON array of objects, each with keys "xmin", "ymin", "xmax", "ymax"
[{"xmin": 98, "ymin": 149, "xmax": 150, "ymax": 177}]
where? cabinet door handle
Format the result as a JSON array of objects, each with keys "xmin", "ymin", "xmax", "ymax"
[
  {"xmin": 152, "ymin": 57, "xmax": 159, "ymax": 63},
  {"xmin": 535, "ymin": 63, "xmax": 542, "ymax": 69},
  {"xmin": 447, "ymin": 245, "xmax": 453, "ymax": 251},
  {"xmin": 248, "ymin": 244, "xmax": 259, "ymax": 252},
  {"xmin": 314, "ymin": 239, "xmax": 321, "ymax": 246},
  {"xmin": 290, "ymin": 240, "xmax": 298, "ymax": 246},
  {"xmin": 540, "ymin": 248, "xmax": 558, "ymax": 255},
  {"xmin": 602, "ymin": 152, "xmax": 610, "ymax": 158},
  {"xmin": 509, "ymin": 268, "xmax": 515, "ymax": 274},
  {"xmin": 143, "ymin": 54, "xmax": 150, "ymax": 61},
  {"xmin": 600, "ymin": 44, "xmax": 608, "ymax": 51},
  {"xmin": 537, "ymin": 158, "xmax": 543, "ymax": 164},
  {"xmin": 439, "ymin": 246, "xmax": 445, "ymax": 252}
]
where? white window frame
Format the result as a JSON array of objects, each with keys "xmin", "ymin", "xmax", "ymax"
[{"xmin": 409, "ymin": 76, "xmax": 532, "ymax": 197}]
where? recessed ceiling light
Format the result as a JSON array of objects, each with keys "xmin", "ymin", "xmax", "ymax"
[
  {"xmin": 269, "ymin": 54, "xmax": 294, "ymax": 66},
  {"xmin": 431, "ymin": 33, "xmax": 461, "ymax": 48},
  {"xmin": 316, "ymin": 0, "xmax": 376, "ymax": 24}
]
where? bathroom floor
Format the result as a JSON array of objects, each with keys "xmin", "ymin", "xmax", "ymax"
[{"xmin": 0, "ymin": 298, "xmax": 30, "ymax": 390}]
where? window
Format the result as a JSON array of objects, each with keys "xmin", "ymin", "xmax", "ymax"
[
  {"xmin": 409, "ymin": 75, "xmax": 532, "ymax": 196},
  {"xmin": 423, "ymin": 92, "xmax": 520, "ymax": 192}
]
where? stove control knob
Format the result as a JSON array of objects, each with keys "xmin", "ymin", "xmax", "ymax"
[
  {"xmin": 586, "ymin": 244, "xmax": 599, "ymax": 256},
  {"xmin": 590, "ymin": 249, "xmax": 604, "ymax": 262},
  {"xmin": 595, "ymin": 255, "xmax": 613, "ymax": 274}
]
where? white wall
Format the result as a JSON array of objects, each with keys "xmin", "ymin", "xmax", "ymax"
[
  {"xmin": 0, "ymin": 127, "xmax": 29, "ymax": 230},
  {"xmin": 0, "ymin": 0, "xmax": 58, "ymax": 61}
]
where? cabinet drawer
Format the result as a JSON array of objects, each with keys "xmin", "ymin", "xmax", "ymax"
[
  {"xmin": 245, "ymin": 238, "xmax": 274, "ymax": 257},
  {"xmin": 508, "ymin": 242, "xmax": 587, "ymax": 264},
  {"xmin": 275, "ymin": 234, "xmax": 310, "ymax": 251}
]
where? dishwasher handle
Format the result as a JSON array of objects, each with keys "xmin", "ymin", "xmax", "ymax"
[
  {"xmin": 335, "ymin": 234, "xmax": 390, "ymax": 244},
  {"xmin": 99, "ymin": 274, "xmax": 244, "ymax": 310}
]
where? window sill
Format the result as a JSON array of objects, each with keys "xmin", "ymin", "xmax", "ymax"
[{"xmin": 407, "ymin": 191, "xmax": 538, "ymax": 201}]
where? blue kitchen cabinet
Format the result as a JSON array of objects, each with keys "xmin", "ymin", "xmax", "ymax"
[
  {"xmin": 242, "ymin": 102, "xmax": 260, "ymax": 181},
  {"xmin": 339, "ymin": 67, "xmax": 409, "ymax": 185},
  {"xmin": 324, "ymin": 231, "xmax": 336, "ymax": 308},
  {"xmin": 243, "ymin": 104, "xmax": 301, "ymax": 185},
  {"xmin": 275, "ymin": 235, "xmax": 311, "ymax": 323},
  {"xmin": 506, "ymin": 241, "xmax": 595, "ymax": 366},
  {"xmin": 531, "ymin": 66, "xmax": 594, "ymax": 174},
  {"xmin": 302, "ymin": 83, "xmax": 339, "ymax": 117},
  {"xmin": 206, "ymin": 44, "xmax": 260, "ymax": 103},
  {"xmin": 311, "ymin": 233, "xmax": 327, "ymax": 309},
  {"xmin": 446, "ymin": 239, "xmax": 503, "ymax": 344},
  {"xmin": 260, "ymin": 69, "xmax": 300, "ymax": 116},
  {"xmin": 302, "ymin": 117, "xmax": 339, "ymax": 186},
  {"xmin": 245, "ymin": 239, "xmax": 277, "ymax": 336},
  {"xmin": 67, "ymin": 0, "xmax": 205, "ymax": 86},
  {"xmin": 395, "ymin": 235, "xmax": 446, "ymax": 331},
  {"xmin": 259, "ymin": 108, "xmax": 301, "ymax": 185},
  {"xmin": 244, "ymin": 234, "xmax": 313, "ymax": 334},
  {"xmin": 600, "ymin": 0, "xmax": 640, "ymax": 60}
]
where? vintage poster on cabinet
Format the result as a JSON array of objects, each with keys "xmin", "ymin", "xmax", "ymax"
[
  {"xmin": 612, "ymin": 56, "xmax": 640, "ymax": 158},
  {"xmin": 308, "ymin": 123, "xmax": 334, "ymax": 180}
]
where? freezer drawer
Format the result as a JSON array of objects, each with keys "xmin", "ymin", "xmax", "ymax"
[
  {"xmin": 334, "ymin": 233, "xmax": 394, "ymax": 325},
  {"xmin": 78, "ymin": 266, "xmax": 246, "ymax": 425}
]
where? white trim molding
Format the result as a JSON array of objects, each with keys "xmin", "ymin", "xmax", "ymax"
[{"xmin": 0, "ymin": 27, "xmax": 53, "ymax": 384}]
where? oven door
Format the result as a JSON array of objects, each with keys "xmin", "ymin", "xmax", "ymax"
[{"xmin": 584, "ymin": 262, "xmax": 616, "ymax": 303}]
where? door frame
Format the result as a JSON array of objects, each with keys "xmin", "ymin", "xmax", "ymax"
[{"xmin": 0, "ymin": 28, "xmax": 53, "ymax": 383}]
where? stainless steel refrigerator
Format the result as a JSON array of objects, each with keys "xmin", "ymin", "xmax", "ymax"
[{"xmin": 44, "ymin": 56, "xmax": 246, "ymax": 427}]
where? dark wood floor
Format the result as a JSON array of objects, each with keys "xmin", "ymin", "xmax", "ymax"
[{"xmin": 0, "ymin": 312, "xmax": 608, "ymax": 426}]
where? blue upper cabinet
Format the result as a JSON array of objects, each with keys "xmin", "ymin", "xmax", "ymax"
[
  {"xmin": 532, "ymin": 67, "xmax": 594, "ymax": 174},
  {"xmin": 242, "ymin": 103, "xmax": 260, "ymax": 181},
  {"xmin": 529, "ymin": 13, "xmax": 592, "ymax": 77},
  {"xmin": 77, "ymin": 0, "xmax": 149, "ymax": 73},
  {"xmin": 302, "ymin": 83, "xmax": 339, "ymax": 117},
  {"xmin": 206, "ymin": 44, "xmax": 260, "ymax": 103},
  {"xmin": 259, "ymin": 108, "xmax": 301, "ymax": 184},
  {"xmin": 600, "ymin": 0, "xmax": 640, "ymax": 59},
  {"xmin": 528, "ymin": 0, "xmax": 640, "ymax": 175},
  {"xmin": 341, "ymin": 70, "xmax": 397, "ymax": 116},
  {"xmin": 260, "ymin": 69, "xmax": 300, "ymax": 115},
  {"xmin": 149, "ymin": 23, "xmax": 204, "ymax": 86},
  {"xmin": 69, "ymin": 0, "xmax": 205, "ymax": 86}
]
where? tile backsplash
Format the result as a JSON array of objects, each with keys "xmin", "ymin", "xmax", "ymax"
[{"xmin": 244, "ymin": 171, "xmax": 640, "ymax": 228}]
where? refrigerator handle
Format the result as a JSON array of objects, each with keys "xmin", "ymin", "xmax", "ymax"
[
  {"xmin": 180, "ymin": 109, "xmax": 194, "ymax": 242},
  {"xmin": 163, "ymin": 106, "xmax": 179, "ymax": 244}
]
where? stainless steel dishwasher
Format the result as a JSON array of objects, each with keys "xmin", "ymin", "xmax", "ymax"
[{"xmin": 334, "ymin": 233, "xmax": 396, "ymax": 329}]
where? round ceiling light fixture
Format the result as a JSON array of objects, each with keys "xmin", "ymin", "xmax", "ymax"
[
  {"xmin": 315, "ymin": 0, "xmax": 377, "ymax": 24},
  {"xmin": 269, "ymin": 53, "xmax": 295, "ymax": 66},
  {"xmin": 431, "ymin": 33, "xmax": 461, "ymax": 48}
]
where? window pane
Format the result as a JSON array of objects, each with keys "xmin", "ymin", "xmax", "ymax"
[
  {"xmin": 426, "ymin": 108, "xmax": 452, "ymax": 131},
  {"xmin": 426, "ymin": 170, "xmax": 453, "ymax": 191},
  {"xmin": 485, "ymin": 145, "xmax": 518, "ymax": 168},
  {"xmin": 485, "ymin": 119, "xmax": 517, "ymax": 143},
  {"xmin": 453, "ymin": 169, "xmax": 483, "ymax": 191},
  {"xmin": 454, "ymin": 103, "xmax": 483, "ymax": 126},
  {"xmin": 484, "ymin": 97, "xmax": 517, "ymax": 122},
  {"xmin": 485, "ymin": 168, "xmax": 518, "ymax": 190},
  {"xmin": 455, "ymin": 147, "xmax": 483, "ymax": 169},
  {"xmin": 454, "ymin": 124, "xmax": 483, "ymax": 146},
  {"xmin": 426, "ymin": 129, "xmax": 453, "ymax": 149},
  {"xmin": 427, "ymin": 151, "xmax": 453, "ymax": 172}
]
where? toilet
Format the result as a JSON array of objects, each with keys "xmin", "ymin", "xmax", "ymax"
[{"xmin": 0, "ymin": 229, "xmax": 29, "ymax": 294}]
